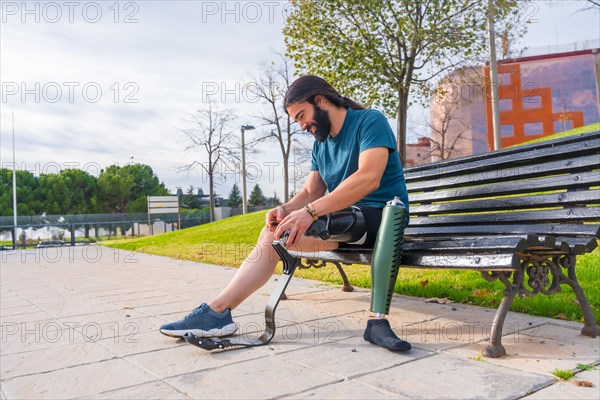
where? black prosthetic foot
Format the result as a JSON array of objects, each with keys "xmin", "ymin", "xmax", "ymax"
[{"xmin": 363, "ymin": 319, "xmax": 411, "ymax": 352}]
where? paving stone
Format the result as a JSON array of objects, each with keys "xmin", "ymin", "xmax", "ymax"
[
  {"xmin": 0, "ymin": 299, "xmax": 34, "ymax": 310},
  {"xmin": 0, "ymin": 310, "xmax": 55, "ymax": 324},
  {"xmin": 125, "ymin": 344, "xmax": 266, "ymax": 379},
  {"xmin": 165, "ymin": 355, "xmax": 342, "ymax": 399},
  {"xmin": 91, "ymin": 315, "xmax": 166, "ymax": 337},
  {"xmin": 525, "ymin": 322, "xmax": 600, "ymax": 345},
  {"xmin": 95, "ymin": 330, "xmax": 187, "ymax": 357},
  {"xmin": 90, "ymin": 290, "xmax": 175, "ymax": 302},
  {"xmin": 357, "ymin": 353, "xmax": 553, "ymax": 399},
  {"xmin": 111, "ymin": 296, "xmax": 189, "ymax": 308},
  {"xmin": 79, "ymin": 380, "xmax": 192, "ymax": 399},
  {"xmin": 1, "ymin": 341, "xmax": 116, "ymax": 379},
  {"xmin": 53, "ymin": 308, "xmax": 147, "ymax": 326},
  {"xmin": 277, "ymin": 335, "xmax": 433, "ymax": 379},
  {"xmin": 1, "ymin": 359, "xmax": 154, "ymax": 399},
  {"xmin": 132, "ymin": 300, "xmax": 201, "ymax": 317},
  {"xmin": 288, "ymin": 379, "xmax": 408, "ymax": 399},
  {"xmin": 523, "ymin": 369, "xmax": 600, "ymax": 399},
  {"xmin": 0, "ymin": 321, "xmax": 93, "ymax": 356},
  {"xmin": 41, "ymin": 301, "xmax": 126, "ymax": 318},
  {"xmin": 444, "ymin": 328, "xmax": 600, "ymax": 377}
]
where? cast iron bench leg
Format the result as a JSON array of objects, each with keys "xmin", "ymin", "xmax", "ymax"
[
  {"xmin": 559, "ymin": 255, "xmax": 599, "ymax": 337},
  {"xmin": 481, "ymin": 270, "xmax": 524, "ymax": 358}
]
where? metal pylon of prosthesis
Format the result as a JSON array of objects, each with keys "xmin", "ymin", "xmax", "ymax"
[{"xmin": 184, "ymin": 239, "xmax": 299, "ymax": 350}]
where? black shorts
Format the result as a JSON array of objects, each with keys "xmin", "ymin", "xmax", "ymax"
[{"xmin": 339, "ymin": 205, "xmax": 382, "ymax": 248}]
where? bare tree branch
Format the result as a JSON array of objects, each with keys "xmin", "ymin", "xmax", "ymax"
[{"xmin": 178, "ymin": 99, "xmax": 238, "ymax": 222}]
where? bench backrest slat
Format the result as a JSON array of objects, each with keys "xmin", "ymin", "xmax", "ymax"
[
  {"xmin": 407, "ymin": 154, "xmax": 600, "ymax": 192},
  {"xmin": 405, "ymin": 224, "xmax": 600, "ymax": 237},
  {"xmin": 410, "ymin": 190, "xmax": 600, "ymax": 216},
  {"xmin": 409, "ymin": 208, "xmax": 600, "ymax": 226},
  {"xmin": 409, "ymin": 171, "xmax": 599, "ymax": 204},
  {"xmin": 406, "ymin": 131, "xmax": 600, "ymax": 176}
]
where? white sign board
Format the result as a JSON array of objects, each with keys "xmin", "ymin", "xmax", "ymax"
[{"xmin": 147, "ymin": 195, "xmax": 180, "ymax": 234}]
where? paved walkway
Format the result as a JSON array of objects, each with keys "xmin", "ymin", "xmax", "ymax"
[{"xmin": 0, "ymin": 246, "xmax": 598, "ymax": 399}]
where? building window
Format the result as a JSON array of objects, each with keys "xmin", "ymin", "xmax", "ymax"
[
  {"xmin": 500, "ymin": 124, "xmax": 514, "ymax": 137},
  {"xmin": 524, "ymin": 121, "xmax": 544, "ymax": 136},
  {"xmin": 523, "ymin": 95, "xmax": 541, "ymax": 109},
  {"xmin": 554, "ymin": 119, "xmax": 574, "ymax": 133},
  {"xmin": 499, "ymin": 98, "xmax": 513, "ymax": 111},
  {"xmin": 498, "ymin": 73, "xmax": 511, "ymax": 85}
]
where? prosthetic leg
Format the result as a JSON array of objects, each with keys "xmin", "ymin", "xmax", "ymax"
[
  {"xmin": 185, "ymin": 203, "xmax": 406, "ymax": 351},
  {"xmin": 363, "ymin": 197, "xmax": 411, "ymax": 351}
]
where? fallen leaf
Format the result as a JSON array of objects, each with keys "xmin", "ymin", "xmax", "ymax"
[
  {"xmin": 420, "ymin": 279, "xmax": 429, "ymax": 287},
  {"xmin": 473, "ymin": 288, "xmax": 492, "ymax": 297},
  {"xmin": 425, "ymin": 297, "xmax": 453, "ymax": 304},
  {"xmin": 572, "ymin": 380, "xmax": 593, "ymax": 387},
  {"xmin": 555, "ymin": 313, "xmax": 568, "ymax": 320}
]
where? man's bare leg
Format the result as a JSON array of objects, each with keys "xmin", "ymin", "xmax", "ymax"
[{"xmin": 209, "ymin": 226, "xmax": 338, "ymax": 313}]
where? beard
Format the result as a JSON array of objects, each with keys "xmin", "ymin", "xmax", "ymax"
[{"xmin": 307, "ymin": 104, "xmax": 331, "ymax": 143}]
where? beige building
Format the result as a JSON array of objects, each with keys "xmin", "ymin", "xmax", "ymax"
[{"xmin": 404, "ymin": 137, "xmax": 433, "ymax": 167}]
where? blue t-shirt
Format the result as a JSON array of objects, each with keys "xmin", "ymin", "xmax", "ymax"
[{"xmin": 310, "ymin": 108, "xmax": 409, "ymax": 209}]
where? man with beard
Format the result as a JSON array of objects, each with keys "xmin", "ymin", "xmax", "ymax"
[{"xmin": 160, "ymin": 75, "xmax": 411, "ymax": 352}]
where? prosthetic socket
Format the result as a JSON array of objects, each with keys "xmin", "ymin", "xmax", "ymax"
[{"xmin": 303, "ymin": 199, "xmax": 408, "ymax": 315}]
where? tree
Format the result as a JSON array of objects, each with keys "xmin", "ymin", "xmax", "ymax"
[
  {"xmin": 57, "ymin": 169, "xmax": 98, "ymax": 214},
  {"xmin": 425, "ymin": 67, "xmax": 488, "ymax": 161},
  {"xmin": 248, "ymin": 184, "xmax": 265, "ymax": 207},
  {"xmin": 125, "ymin": 164, "xmax": 169, "ymax": 212},
  {"xmin": 98, "ymin": 164, "xmax": 168, "ymax": 213},
  {"xmin": 180, "ymin": 185, "xmax": 202, "ymax": 209},
  {"xmin": 97, "ymin": 165, "xmax": 135, "ymax": 213},
  {"xmin": 227, "ymin": 183, "xmax": 242, "ymax": 208},
  {"xmin": 0, "ymin": 169, "xmax": 41, "ymax": 217},
  {"xmin": 425, "ymin": 100, "xmax": 471, "ymax": 161},
  {"xmin": 180, "ymin": 100, "xmax": 238, "ymax": 222},
  {"xmin": 283, "ymin": 0, "xmax": 525, "ymax": 162},
  {"xmin": 247, "ymin": 51, "xmax": 307, "ymax": 202},
  {"xmin": 271, "ymin": 191, "xmax": 281, "ymax": 206}
]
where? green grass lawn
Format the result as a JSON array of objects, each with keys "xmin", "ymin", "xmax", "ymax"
[
  {"xmin": 517, "ymin": 122, "xmax": 599, "ymax": 145},
  {"xmin": 103, "ymin": 209, "xmax": 599, "ymax": 323}
]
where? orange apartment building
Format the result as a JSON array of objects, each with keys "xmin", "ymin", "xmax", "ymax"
[{"xmin": 430, "ymin": 46, "xmax": 600, "ymax": 160}]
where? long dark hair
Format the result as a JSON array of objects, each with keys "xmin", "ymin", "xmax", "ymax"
[{"xmin": 284, "ymin": 75, "xmax": 365, "ymax": 113}]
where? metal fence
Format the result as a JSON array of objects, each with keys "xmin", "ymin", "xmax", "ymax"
[
  {"xmin": 0, "ymin": 206, "xmax": 270, "ymax": 248},
  {"xmin": 0, "ymin": 210, "xmax": 211, "ymax": 248}
]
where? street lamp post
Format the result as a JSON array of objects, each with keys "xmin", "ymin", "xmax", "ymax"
[
  {"xmin": 240, "ymin": 125, "xmax": 255, "ymax": 214},
  {"xmin": 12, "ymin": 112, "xmax": 17, "ymax": 250}
]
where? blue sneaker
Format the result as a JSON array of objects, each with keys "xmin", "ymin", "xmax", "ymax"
[{"xmin": 159, "ymin": 303, "xmax": 238, "ymax": 338}]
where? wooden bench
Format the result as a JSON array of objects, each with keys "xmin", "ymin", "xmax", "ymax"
[{"xmin": 289, "ymin": 130, "xmax": 600, "ymax": 357}]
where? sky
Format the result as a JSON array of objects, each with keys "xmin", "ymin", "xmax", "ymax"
[{"xmin": 1, "ymin": 0, "xmax": 599, "ymax": 201}]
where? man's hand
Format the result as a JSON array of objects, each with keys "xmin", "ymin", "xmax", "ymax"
[
  {"xmin": 266, "ymin": 206, "xmax": 287, "ymax": 231},
  {"xmin": 274, "ymin": 207, "xmax": 315, "ymax": 246}
]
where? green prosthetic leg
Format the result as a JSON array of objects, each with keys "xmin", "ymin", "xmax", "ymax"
[{"xmin": 370, "ymin": 197, "xmax": 408, "ymax": 315}]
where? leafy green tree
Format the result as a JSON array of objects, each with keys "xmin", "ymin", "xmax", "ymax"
[
  {"xmin": 272, "ymin": 191, "xmax": 281, "ymax": 206},
  {"xmin": 37, "ymin": 173, "xmax": 69, "ymax": 214},
  {"xmin": 249, "ymin": 184, "xmax": 265, "ymax": 207},
  {"xmin": 59, "ymin": 169, "xmax": 99, "ymax": 214},
  {"xmin": 97, "ymin": 164, "xmax": 168, "ymax": 213},
  {"xmin": 97, "ymin": 165, "xmax": 135, "ymax": 213},
  {"xmin": 124, "ymin": 164, "xmax": 169, "ymax": 212},
  {"xmin": 180, "ymin": 185, "xmax": 202, "ymax": 209},
  {"xmin": 0, "ymin": 169, "xmax": 40, "ymax": 216},
  {"xmin": 227, "ymin": 183, "xmax": 242, "ymax": 208},
  {"xmin": 283, "ymin": 0, "xmax": 525, "ymax": 161}
]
